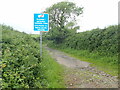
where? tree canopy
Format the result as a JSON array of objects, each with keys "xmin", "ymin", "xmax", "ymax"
[{"xmin": 44, "ymin": 1, "xmax": 83, "ymax": 44}]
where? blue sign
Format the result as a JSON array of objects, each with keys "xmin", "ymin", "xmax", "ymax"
[{"xmin": 34, "ymin": 13, "xmax": 49, "ymax": 31}]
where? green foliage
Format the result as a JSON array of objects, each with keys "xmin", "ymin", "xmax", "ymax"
[
  {"xmin": 64, "ymin": 25, "xmax": 118, "ymax": 57},
  {"xmin": 47, "ymin": 25, "xmax": 119, "ymax": 76},
  {"xmin": 44, "ymin": 1, "xmax": 83, "ymax": 44},
  {"xmin": 1, "ymin": 25, "xmax": 42, "ymax": 88},
  {"xmin": 30, "ymin": 34, "xmax": 39, "ymax": 38},
  {"xmin": 59, "ymin": 48, "xmax": 118, "ymax": 76},
  {"xmin": 1, "ymin": 24, "xmax": 65, "ymax": 88},
  {"xmin": 40, "ymin": 49, "xmax": 65, "ymax": 88}
]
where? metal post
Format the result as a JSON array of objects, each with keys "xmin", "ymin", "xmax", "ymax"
[{"xmin": 40, "ymin": 31, "xmax": 42, "ymax": 57}]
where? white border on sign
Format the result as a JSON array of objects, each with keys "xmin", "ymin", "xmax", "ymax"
[{"xmin": 34, "ymin": 13, "xmax": 49, "ymax": 32}]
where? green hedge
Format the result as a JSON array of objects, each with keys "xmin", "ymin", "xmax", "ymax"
[
  {"xmin": 64, "ymin": 25, "xmax": 118, "ymax": 55},
  {"xmin": 1, "ymin": 25, "xmax": 42, "ymax": 88}
]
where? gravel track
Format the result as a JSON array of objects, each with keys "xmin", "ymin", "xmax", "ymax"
[{"xmin": 45, "ymin": 46, "xmax": 118, "ymax": 88}]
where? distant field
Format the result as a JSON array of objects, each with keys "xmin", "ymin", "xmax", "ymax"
[{"xmin": 30, "ymin": 34, "xmax": 39, "ymax": 38}]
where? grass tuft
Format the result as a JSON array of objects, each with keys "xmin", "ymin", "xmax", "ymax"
[{"xmin": 40, "ymin": 48, "xmax": 65, "ymax": 88}]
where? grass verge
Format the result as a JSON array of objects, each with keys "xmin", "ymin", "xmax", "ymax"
[
  {"xmin": 49, "ymin": 46, "xmax": 118, "ymax": 76},
  {"xmin": 62, "ymin": 48, "xmax": 118, "ymax": 76},
  {"xmin": 40, "ymin": 48, "xmax": 65, "ymax": 88}
]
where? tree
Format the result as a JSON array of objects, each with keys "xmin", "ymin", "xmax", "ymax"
[{"xmin": 44, "ymin": 1, "xmax": 83, "ymax": 44}]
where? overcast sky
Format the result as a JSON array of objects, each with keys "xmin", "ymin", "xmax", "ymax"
[{"xmin": 0, "ymin": 0, "xmax": 119, "ymax": 34}]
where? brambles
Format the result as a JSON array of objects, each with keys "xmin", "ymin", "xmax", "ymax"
[
  {"xmin": 62, "ymin": 25, "xmax": 118, "ymax": 64},
  {"xmin": 1, "ymin": 24, "xmax": 65, "ymax": 88},
  {"xmin": 1, "ymin": 25, "xmax": 41, "ymax": 88},
  {"xmin": 65, "ymin": 26, "xmax": 118, "ymax": 52}
]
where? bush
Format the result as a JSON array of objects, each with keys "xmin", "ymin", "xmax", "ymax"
[{"xmin": 1, "ymin": 25, "xmax": 41, "ymax": 88}]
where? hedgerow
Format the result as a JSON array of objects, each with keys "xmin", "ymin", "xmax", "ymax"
[
  {"xmin": 64, "ymin": 25, "xmax": 118, "ymax": 55},
  {"xmin": 47, "ymin": 25, "xmax": 118, "ymax": 65},
  {"xmin": 1, "ymin": 25, "xmax": 42, "ymax": 88},
  {"xmin": 1, "ymin": 24, "xmax": 65, "ymax": 88}
]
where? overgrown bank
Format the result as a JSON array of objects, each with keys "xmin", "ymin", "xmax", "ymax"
[
  {"xmin": 46, "ymin": 25, "xmax": 119, "ymax": 76},
  {"xmin": 1, "ymin": 25, "xmax": 64, "ymax": 88}
]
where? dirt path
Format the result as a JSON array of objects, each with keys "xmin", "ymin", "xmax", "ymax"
[{"xmin": 45, "ymin": 47, "xmax": 118, "ymax": 88}]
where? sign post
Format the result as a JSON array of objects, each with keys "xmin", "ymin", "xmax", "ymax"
[
  {"xmin": 40, "ymin": 31, "xmax": 42, "ymax": 57},
  {"xmin": 34, "ymin": 13, "xmax": 49, "ymax": 57}
]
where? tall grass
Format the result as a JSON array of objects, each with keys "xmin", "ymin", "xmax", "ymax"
[
  {"xmin": 59, "ymin": 48, "xmax": 118, "ymax": 76},
  {"xmin": 40, "ymin": 48, "xmax": 65, "ymax": 88}
]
